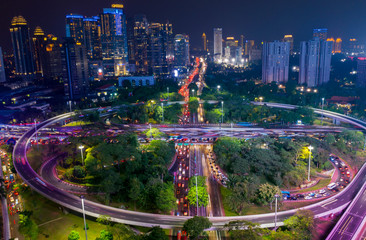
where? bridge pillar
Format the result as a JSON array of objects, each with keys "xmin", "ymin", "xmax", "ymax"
[{"xmin": 332, "ymin": 118, "xmax": 341, "ymax": 125}]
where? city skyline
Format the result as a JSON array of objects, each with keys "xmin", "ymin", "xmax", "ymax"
[{"xmin": 2, "ymin": 0, "xmax": 366, "ymax": 52}]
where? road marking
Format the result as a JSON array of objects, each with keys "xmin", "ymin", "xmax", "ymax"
[
  {"xmin": 321, "ymin": 199, "xmax": 338, "ymax": 207},
  {"xmin": 341, "ymin": 216, "xmax": 353, "ymax": 235},
  {"xmin": 338, "ymin": 216, "xmax": 352, "ymax": 235}
]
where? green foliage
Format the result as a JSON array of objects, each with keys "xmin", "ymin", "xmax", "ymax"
[
  {"xmin": 187, "ymin": 185, "xmax": 209, "ymax": 207},
  {"xmin": 283, "ymin": 210, "xmax": 314, "ymax": 240},
  {"xmin": 67, "ymin": 230, "xmax": 80, "ymax": 240},
  {"xmin": 18, "ymin": 211, "xmax": 38, "ymax": 240},
  {"xmin": 141, "ymin": 226, "xmax": 169, "ymax": 240},
  {"xmin": 143, "ymin": 128, "xmax": 166, "ymax": 139},
  {"xmin": 156, "ymin": 183, "xmax": 177, "ymax": 212},
  {"xmin": 224, "ymin": 220, "xmax": 269, "ymax": 240},
  {"xmin": 183, "ymin": 216, "xmax": 212, "ymax": 240},
  {"xmin": 189, "ymin": 97, "xmax": 200, "ymax": 114},
  {"xmin": 96, "ymin": 230, "xmax": 113, "ymax": 240},
  {"xmin": 255, "ymin": 183, "xmax": 281, "ymax": 205}
]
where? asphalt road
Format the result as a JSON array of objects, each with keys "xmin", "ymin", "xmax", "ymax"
[
  {"xmin": 11, "ymin": 108, "xmax": 366, "ymax": 229},
  {"xmin": 0, "ymin": 159, "xmax": 10, "ymax": 240}
]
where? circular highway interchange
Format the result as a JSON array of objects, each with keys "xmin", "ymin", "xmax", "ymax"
[{"xmin": 12, "ymin": 103, "xmax": 366, "ymax": 230}]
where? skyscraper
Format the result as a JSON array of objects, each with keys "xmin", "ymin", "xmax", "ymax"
[
  {"xmin": 132, "ymin": 14, "xmax": 149, "ymax": 74},
  {"xmin": 66, "ymin": 14, "xmax": 85, "ymax": 44},
  {"xmin": 262, "ymin": 41, "xmax": 290, "ymax": 84},
  {"xmin": 148, "ymin": 23, "xmax": 167, "ymax": 75},
  {"xmin": 174, "ymin": 34, "xmax": 190, "ymax": 69},
  {"xmin": 283, "ymin": 35, "xmax": 294, "ymax": 54},
  {"xmin": 299, "ymin": 38, "xmax": 332, "ymax": 87},
  {"xmin": 313, "ymin": 28, "xmax": 327, "ymax": 41},
  {"xmin": 161, "ymin": 22, "xmax": 174, "ymax": 65},
  {"xmin": 83, "ymin": 16, "xmax": 101, "ymax": 59},
  {"xmin": 357, "ymin": 57, "xmax": 366, "ymax": 87},
  {"xmin": 0, "ymin": 47, "xmax": 6, "ymax": 82},
  {"xmin": 43, "ymin": 34, "xmax": 63, "ymax": 79},
  {"xmin": 10, "ymin": 16, "xmax": 35, "ymax": 80},
  {"xmin": 61, "ymin": 38, "xmax": 89, "ymax": 100},
  {"xmin": 202, "ymin": 33, "xmax": 207, "ymax": 52},
  {"xmin": 245, "ymin": 40, "xmax": 255, "ymax": 56},
  {"xmin": 100, "ymin": 4, "xmax": 129, "ymax": 76},
  {"xmin": 213, "ymin": 28, "xmax": 222, "ymax": 61},
  {"xmin": 334, "ymin": 38, "xmax": 342, "ymax": 53},
  {"xmin": 32, "ymin": 26, "xmax": 46, "ymax": 76}
]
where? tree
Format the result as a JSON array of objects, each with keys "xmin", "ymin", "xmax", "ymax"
[
  {"xmin": 96, "ymin": 230, "xmax": 113, "ymax": 240},
  {"xmin": 224, "ymin": 220, "xmax": 269, "ymax": 240},
  {"xmin": 187, "ymin": 185, "xmax": 209, "ymax": 207},
  {"xmin": 18, "ymin": 211, "xmax": 38, "ymax": 240},
  {"xmin": 255, "ymin": 183, "xmax": 281, "ymax": 205},
  {"xmin": 129, "ymin": 177, "xmax": 142, "ymax": 210},
  {"xmin": 143, "ymin": 128, "xmax": 165, "ymax": 139},
  {"xmin": 141, "ymin": 226, "xmax": 168, "ymax": 240},
  {"xmin": 324, "ymin": 134, "xmax": 336, "ymax": 146},
  {"xmin": 156, "ymin": 183, "xmax": 177, "ymax": 212},
  {"xmin": 283, "ymin": 210, "xmax": 314, "ymax": 240},
  {"xmin": 68, "ymin": 230, "xmax": 80, "ymax": 240},
  {"xmin": 189, "ymin": 97, "xmax": 200, "ymax": 114},
  {"xmin": 183, "ymin": 216, "xmax": 212, "ymax": 240}
]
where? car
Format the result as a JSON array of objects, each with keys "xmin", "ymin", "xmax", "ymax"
[
  {"xmin": 304, "ymin": 196, "xmax": 313, "ymax": 200},
  {"xmin": 10, "ymin": 197, "xmax": 14, "ymax": 202},
  {"xmin": 296, "ymin": 194, "xmax": 305, "ymax": 198},
  {"xmin": 319, "ymin": 189, "xmax": 326, "ymax": 194},
  {"xmin": 291, "ymin": 196, "xmax": 297, "ymax": 200}
]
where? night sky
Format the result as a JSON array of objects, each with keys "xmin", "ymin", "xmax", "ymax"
[{"xmin": 1, "ymin": 0, "xmax": 366, "ymax": 53}]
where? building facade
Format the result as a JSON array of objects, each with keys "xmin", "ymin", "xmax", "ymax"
[
  {"xmin": 213, "ymin": 28, "xmax": 222, "ymax": 61},
  {"xmin": 83, "ymin": 16, "xmax": 102, "ymax": 59},
  {"xmin": 10, "ymin": 16, "xmax": 35, "ymax": 80},
  {"xmin": 66, "ymin": 14, "xmax": 85, "ymax": 44},
  {"xmin": 61, "ymin": 39, "xmax": 89, "ymax": 100},
  {"xmin": 100, "ymin": 4, "xmax": 129, "ymax": 76},
  {"xmin": 0, "ymin": 47, "xmax": 6, "ymax": 82},
  {"xmin": 283, "ymin": 35, "xmax": 294, "ymax": 54},
  {"xmin": 313, "ymin": 28, "xmax": 328, "ymax": 41},
  {"xmin": 174, "ymin": 34, "xmax": 190, "ymax": 69},
  {"xmin": 299, "ymin": 38, "xmax": 332, "ymax": 87},
  {"xmin": 262, "ymin": 41, "xmax": 290, "ymax": 83}
]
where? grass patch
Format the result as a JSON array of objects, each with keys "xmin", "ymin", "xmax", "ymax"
[
  {"xmin": 297, "ymin": 178, "xmax": 331, "ymax": 193},
  {"xmin": 220, "ymin": 186, "xmax": 239, "ymax": 216},
  {"xmin": 21, "ymin": 189, "xmax": 106, "ymax": 240},
  {"xmin": 63, "ymin": 121, "xmax": 92, "ymax": 127}
]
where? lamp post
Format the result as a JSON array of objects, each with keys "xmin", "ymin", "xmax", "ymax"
[
  {"xmin": 259, "ymin": 97, "xmax": 263, "ymax": 103},
  {"xmin": 149, "ymin": 123, "xmax": 152, "ymax": 138},
  {"xmin": 167, "ymin": 87, "xmax": 169, "ymax": 101},
  {"xmin": 80, "ymin": 195, "xmax": 88, "ymax": 240},
  {"xmin": 308, "ymin": 146, "xmax": 313, "ymax": 182},
  {"xmin": 321, "ymin": 98, "xmax": 325, "ymax": 125},
  {"xmin": 217, "ymin": 85, "xmax": 221, "ymax": 93},
  {"xmin": 161, "ymin": 103, "xmax": 164, "ymax": 123},
  {"xmin": 34, "ymin": 119, "xmax": 38, "ymax": 146},
  {"xmin": 274, "ymin": 194, "xmax": 280, "ymax": 230},
  {"xmin": 192, "ymin": 89, "xmax": 195, "ymax": 97},
  {"xmin": 79, "ymin": 145, "xmax": 84, "ymax": 166},
  {"xmin": 221, "ymin": 101, "xmax": 224, "ymax": 125}
]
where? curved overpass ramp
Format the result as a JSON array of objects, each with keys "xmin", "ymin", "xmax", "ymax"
[{"xmin": 12, "ymin": 106, "xmax": 366, "ymax": 229}]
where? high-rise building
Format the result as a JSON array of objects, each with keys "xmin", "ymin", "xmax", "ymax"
[
  {"xmin": 61, "ymin": 38, "xmax": 89, "ymax": 100},
  {"xmin": 43, "ymin": 34, "xmax": 63, "ymax": 79},
  {"xmin": 83, "ymin": 16, "xmax": 101, "ymax": 59},
  {"xmin": 202, "ymin": 33, "xmax": 207, "ymax": 52},
  {"xmin": 100, "ymin": 4, "xmax": 129, "ymax": 76},
  {"xmin": 174, "ymin": 34, "xmax": 190, "ymax": 69},
  {"xmin": 0, "ymin": 47, "xmax": 6, "ymax": 82},
  {"xmin": 148, "ymin": 23, "xmax": 168, "ymax": 75},
  {"xmin": 313, "ymin": 28, "xmax": 327, "ymax": 41},
  {"xmin": 299, "ymin": 38, "xmax": 332, "ymax": 87},
  {"xmin": 240, "ymin": 35, "xmax": 244, "ymax": 49},
  {"xmin": 132, "ymin": 14, "xmax": 149, "ymax": 74},
  {"xmin": 66, "ymin": 14, "xmax": 85, "ymax": 44},
  {"xmin": 347, "ymin": 39, "xmax": 365, "ymax": 55},
  {"xmin": 245, "ymin": 40, "xmax": 255, "ymax": 56},
  {"xmin": 262, "ymin": 41, "xmax": 290, "ymax": 84},
  {"xmin": 32, "ymin": 26, "xmax": 46, "ymax": 76},
  {"xmin": 283, "ymin": 35, "xmax": 294, "ymax": 54},
  {"xmin": 162, "ymin": 22, "xmax": 174, "ymax": 65},
  {"xmin": 213, "ymin": 28, "xmax": 222, "ymax": 61},
  {"xmin": 10, "ymin": 16, "xmax": 35, "ymax": 80},
  {"xmin": 334, "ymin": 38, "xmax": 342, "ymax": 53}
]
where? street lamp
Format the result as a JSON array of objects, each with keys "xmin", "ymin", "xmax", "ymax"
[
  {"xmin": 167, "ymin": 87, "xmax": 169, "ymax": 101},
  {"xmin": 321, "ymin": 98, "xmax": 325, "ymax": 125},
  {"xmin": 259, "ymin": 97, "xmax": 263, "ymax": 103},
  {"xmin": 149, "ymin": 123, "xmax": 152, "ymax": 138},
  {"xmin": 79, "ymin": 145, "xmax": 84, "ymax": 166},
  {"xmin": 217, "ymin": 85, "xmax": 221, "ymax": 92},
  {"xmin": 161, "ymin": 103, "xmax": 164, "ymax": 123},
  {"xmin": 192, "ymin": 89, "xmax": 195, "ymax": 97},
  {"xmin": 34, "ymin": 119, "xmax": 38, "ymax": 146},
  {"xmin": 221, "ymin": 101, "xmax": 224, "ymax": 124},
  {"xmin": 308, "ymin": 146, "xmax": 313, "ymax": 182},
  {"xmin": 80, "ymin": 195, "xmax": 88, "ymax": 240},
  {"xmin": 274, "ymin": 194, "xmax": 280, "ymax": 230}
]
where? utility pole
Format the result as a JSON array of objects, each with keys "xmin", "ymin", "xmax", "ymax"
[
  {"xmin": 308, "ymin": 146, "xmax": 313, "ymax": 182},
  {"xmin": 274, "ymin": 194, "xmax": 280, "ymax": 230},
  {"xmin": 195, "ymin": 174, "xmax": 199, "ymax": 215},
  {"xmin": 321, "ymin": 98, "xmax": 325, "ymax": 125},
  {"xmin": 221, "ymin": 101, "xmax": 224, "ymax": 125},
  {"xmin": 80, "ymin": 196, "xmax": 88, "ymax": 240},
  {"xmin": 34, "ymin": 119, "xmax": 38, "ymax": 146},
  {"xmin": 149, "ymin": 123, "xmax": 152, "ymax": 139},
  {"xmin": 161, "ymin": 103, "xmax": 164, "ymax": 123},
  {"xmin": 167, "ymin": 87, "xmax": 169, "ymax": 101}
]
